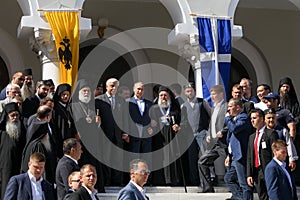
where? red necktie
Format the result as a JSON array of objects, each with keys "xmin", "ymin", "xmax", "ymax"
[{"xmin": 254, "ymin": 131, "xmax": 260, "ymax": 168}]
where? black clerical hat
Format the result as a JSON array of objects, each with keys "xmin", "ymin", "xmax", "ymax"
[
  {"xmin": 76, "ymin": 79, "xmax": 90, "ymax": 90},
  {"xmin": 23, "ymin": 68, "xmax": 32, "ymax": 76},
  {"xmin": 158, "ymin": 86, "xmax": 170, "ymax": 94},
  {"xmin": 4, "ymin": 102, "xmax": 19, "ymax": 114}
]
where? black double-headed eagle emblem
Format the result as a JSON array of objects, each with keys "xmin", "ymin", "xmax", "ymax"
[{"xmin": 58, "ymin": 36, "xmax": 72, "ymax": 70}]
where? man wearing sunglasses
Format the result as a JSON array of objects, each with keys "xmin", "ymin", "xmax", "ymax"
[
  {"xmin": 118, "ymin": 159, "xmax": 150, "ymax": 200},
  {"xmin": 63, "ymin": 171, "xmax": 81, "ymax": 200}
]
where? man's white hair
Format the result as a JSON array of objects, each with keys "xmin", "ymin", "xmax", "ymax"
[
  {"xmin": 6, "ymin": 83, "xmax": 20, "ymax": 92},
  {"xmin": 106, "ymin": 78, "xmax": 119, "ymax": 86}
]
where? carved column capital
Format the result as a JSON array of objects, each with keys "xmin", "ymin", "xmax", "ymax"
[
  {"xmin": 29, "ymin": 28, "xmax": 58, "ymax": 63},
  {"xmin": 178, "ymin": 34, "xmax": 201, "ymax": 71}
]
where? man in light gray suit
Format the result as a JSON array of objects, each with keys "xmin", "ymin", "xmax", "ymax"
[
  {"xmin": 118, "ymin": 159, "xmax": 150, "ymax": 200},
  {"xmin": 198, "ymin": 85, "xmax": 228, "ymax": 192}
]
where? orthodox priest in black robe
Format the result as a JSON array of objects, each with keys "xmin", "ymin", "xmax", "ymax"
[
  {"xmin": 52, "ymin": 83, "xmax": 78, "ymax": 156},
  {"xmin": 21, "ymin": 107, "xmax": 58, "ymax": 186},
  {"xmin": 71, "ymin": 79, "xmax": 105, "ymax": 192},
  {"xmin": 0, "ymin": 102, "xmax": 26, "ymax": 199},
  {"xmin": 150, "ymin": 86, "xmax": 185, "ymax": 186}
]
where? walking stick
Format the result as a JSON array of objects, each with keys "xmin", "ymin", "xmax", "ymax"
[{"xmin": 171, "ymin": 116, "xmax": 187, "ymax": 193}]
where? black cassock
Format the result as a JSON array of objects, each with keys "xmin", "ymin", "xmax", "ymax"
[
  {"xmin": 0, "ymin": 126, "xmax": 26, "ymax": 199},
  {"xmin": 52, "ymin": 103, "xmax": 77, "ymax": 153},
  {"xmin": 21, "ymin": 120, "xmax": 57, "ymax": 185},
  {"xmin": 150, "ymin": 104, "xmax": 185, "ymax": 186},
  {"xmin": 71, "ymin": 101, "xmax": 105, "ymax": 192}
]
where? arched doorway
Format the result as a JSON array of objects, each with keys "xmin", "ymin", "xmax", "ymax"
[
  {"xmin": 79, "ymin": 39, "xmax": 133, "ymax": 92},
  {"xmin": 0, "ymin": 56, "xmax": 9, "ymax": 90}
]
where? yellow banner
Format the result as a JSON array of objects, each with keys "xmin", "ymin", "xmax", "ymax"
[{"xmin": 44, "ymin": 11, "xmax": 79, "ymax": 87}]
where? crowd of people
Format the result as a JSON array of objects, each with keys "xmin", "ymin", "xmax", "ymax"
[{"xmin": 0, "ymin": 68, "xmax": 299, "ymax": 200}]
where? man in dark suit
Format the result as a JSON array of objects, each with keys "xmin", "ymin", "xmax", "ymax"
[
  {"xmin": 95, "ymin": 78, "xmax": 127, "ymax": 185},
  {"xmin": 246, "ymin": 109, "xmax": 279, "ymax": 200},
  {"xmin": 118, "ymin": 159, "xmax": 150, "ymax": 200},
  {"xmin": 224, "ymin": 98, "xmax": 253, "ymax": 200},
  {"xmin": 4, "ymin": 152, "xmax": 54, "ymax": 200},
  {"xmin": 231, "ymin": 84, "xmax": 254, "ymax": 115},
  {"xmin": 22, "ymin": 80, "xmax": 50, "ymax": 118},
  {"xmin": 170, "ymin": 83, "xmax": 184, "ymax": 105},
  {"xmin": 127, "ymin": 82, "xmax": 153, "ymax": 154},
  {"xmin": 56, "ymin": 138, "xmax": 82, "ymax": 200},
  {"xmin": 265, "ymin": 140, "xmax": 298, "ymax": 200},
  {"xmin": 69, "ymin": 164, "xmax": 99, "ymax": 200}
]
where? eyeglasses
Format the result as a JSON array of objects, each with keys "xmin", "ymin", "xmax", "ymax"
[
  {"xmin": 135, "ymin": 169, "xmax": 151, "ymax": 175},
  {"xmin": 71, "ymin": 179, "xmax": 81, "ymax": 183}
]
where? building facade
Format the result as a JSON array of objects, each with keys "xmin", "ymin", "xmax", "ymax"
[{"xmin": 0, "ymin": 0, "xmax": 299, "ymax": 97}]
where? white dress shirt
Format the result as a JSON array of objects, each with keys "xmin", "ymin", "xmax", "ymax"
[{"xmin": 28, "ymin": 171, "xmax": 44, "ymax": 200}]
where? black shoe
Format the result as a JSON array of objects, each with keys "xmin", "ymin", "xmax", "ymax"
[{"xmin": 211, "ymin": 177, "xmax": 218, "ymax": 186}]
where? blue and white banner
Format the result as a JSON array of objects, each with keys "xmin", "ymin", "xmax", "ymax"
[{"xmin": 197, "ymin": 17, "xmax": 231, "ymax": 104}]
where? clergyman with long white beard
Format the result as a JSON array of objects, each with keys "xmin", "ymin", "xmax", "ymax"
[
  {"xmin": 0, "ymin": 102, "xmax": 26, "ymax": 199},
  {"xmin": 71, "ymin": 79, "xmax": 105, "ymax": 193}
]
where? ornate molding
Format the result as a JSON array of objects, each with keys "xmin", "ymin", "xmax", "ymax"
[
  {"xmin": 17, "ymin": 0, "xmax": 91, "ymax": 39},
  {"xmin": 177, "ymin": 34, "xmax": 201, "ymax": 70},
  {"xmin": 29, "ymin": 28, "xmax": 58, "ymax": 63}
]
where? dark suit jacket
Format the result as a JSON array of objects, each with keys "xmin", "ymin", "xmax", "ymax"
[
  {"xmin": 247, "ymin": 128, "xmax": 279, "ymax": 178},
  {"xmin": 127, "ymin": 97, "xmax": 153, "ymax": 153},
  {"xmin": 95, "ymin": 93, "xmax": 126, "ymax": 147},
  {"xmin": 0, "ymin": 87, "xmax": 7, "ymax": 100},
  {"xmin": 56, "ymin": 155, "xmax": 80, "ymax": 200},
  {"xmin": 265, "ymin": 159, "xmax": 297, "ymax": 200},
  {"xmin": 242, "ymin": 99, "xmax": 254, "ymax": 115},
  {"xmin": 118, "ymin": 181, "xmax": 148, "ymax": 200},
  {"xmin": 22, "ymin": 95, "xmax": 40, "ymax": 118},
  {"xmin": 225, "ymin": 112, "xmax": 252, "ymax": 163},
  {"xmin": 69, "ymin": 186, "xmax": 99, "ymax": 200},
  {"xmin": 4, "ymin": 172, "xmax": 54, "ymax": 200}
]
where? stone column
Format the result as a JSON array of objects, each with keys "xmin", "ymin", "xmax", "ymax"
[
  {"xmin": 178, "ymin": 34, "xmax": 204, "ymax": 97},
  {"xmin": 17, "ymin": 0, "xmax": 92, "ymax": 86},
  {"xmin": 30, "ymin": 28, "xmax": 60, "ymax": 85}
]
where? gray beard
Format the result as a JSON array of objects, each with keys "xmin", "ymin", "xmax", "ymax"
[
  {"xmin": 158, "ymin": 99, "xmax": 171, "ymax": 108},
  {"xmin": 21, "ymin": 81, "xmax": 35, "ymax": 100},
  {"xmin": 79, "ymin": 94, "xmax": 91, "ymax": 104},
  {"xmin": 6, "ymin": 120, "xmax": 21, "ymax": 140}
]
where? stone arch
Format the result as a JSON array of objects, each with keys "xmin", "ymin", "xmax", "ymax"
[
  {"xmin": 233, "ymin": 37, "xmax": 272, "ymax": 87},
  {"xmin": 0, "ymin": 28, "xmax": 25, "ymax": 77}
]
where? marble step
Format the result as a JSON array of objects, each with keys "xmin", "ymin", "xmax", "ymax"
[
  {"xmin": 103, "ymin": 185, "xmax": 229, "ymax": 193},
  {"xmin": 95, "ymin": 186, "xmax": 300, "ymax": 200}
]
